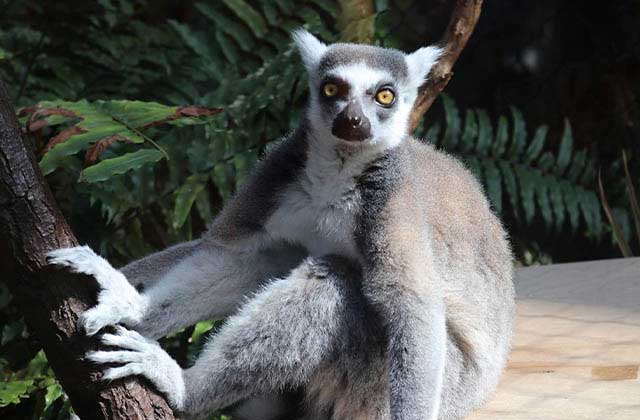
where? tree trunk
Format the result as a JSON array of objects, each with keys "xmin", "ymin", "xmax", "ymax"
[
  {"xmin": 0, "ymin": 80, "xmax": 175, "ymax": 419},
  {"xmin": 409, "ymin": 0, "xmax": 484, "ymax": 132}
]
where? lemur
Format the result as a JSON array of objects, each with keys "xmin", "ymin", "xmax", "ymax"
[{"xmin": 48, "ymin": 30, "xmax": 515, "ymax": 420}]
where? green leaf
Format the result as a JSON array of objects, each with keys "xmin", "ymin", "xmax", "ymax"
[
  {"xmin": 459, "ymin": 109, "xmax": 477, "ymax": 153},
  {"xmin": 195, "ymin": 187, "xmax": 213, "ymax": 224},
  {"xmin": 561, "ymin": 180, "xmax": 580, "ymax": 232},
  {"xmin": 215, "ymin": 30, "xmax": 240, "ymax": 65},
  {"xmin": 44, "ymin": 382, "xmax": 63, "ymax": 407},
  {"xmin": 475, "ymin": 109, "xmax": 493, "ymax": 156},
  {"xmin": 222, "ymin": 0, "xmax": 268, "ymax": 38},
  {"xmin": 191, "ymin": 320, "xmax": 215, "ymax": 343},
  {"xmin": 533, "ymin": 172, "xmax": 553, "ymax": 229},
  {"xmin": 498, "ymin": 161, "xmax": 519, "ymax": 217},
  {"xmin": 168, "ymin": 20, "xmax": 222, "ymax": 76},
  {"xmin": 0, "ymin": 283, "xmax": 11, "ymax": 309},
  {"xmin": 0, "ymin": 380, "xmax": 33, "ymax": 407},
  {"xmin": 173, "ymin": 174, "xmax": 208, "ymax": 229},
  {"xmin": 599, "ymin": 172, "xmax": 633, "ymax": 256},
  {"xmin": 424, "ymin": 122, "xmax": 440, "ymax": 144},
  {"xmin": 196, "ymin": 4, "xmax": 255, "ymax": 52},
  {"xmin": 79, "ymin": 149, "xmax": 165, "ymax": 183},
  {"xmin": 312, "ymin": 0, "xmax": 340, "ymax": 16},
  {"xmin": 483, "ymin": 160, "xmax": 502, "ymax": 213},
  {"xmin": 1, "ymin": 321, "xmax": 24, "ymax": 346},
  {"xmin": 441, "ymin": 94, "xmax": 461, "ymax": 149},
  {"xmin": 566, "ymin": 149, "xmax": 587, "ymax": 182},
  {"xmin": 516, "ymin": 165, "xmax": 536, "ymax": 223},
  {"xmin": 508, "ymin": 106, "xmax": 527, "ymax": 160},
  {"xmin": 556, "ymin": 118, "xmax": 573, "ymax": 175},
  {"xmin": 261, "ymin": 2, "xmax": 280, "ymax": 25},
  {"xmin": 548, "ymin": 178, "xmax": 566, "ymax": 231},
  {"xmin": 537, "ymin": 151, "xmax": 555, "ymax": 172},
  {"xmin": 35, "ymin": 100, "xmax": 219, "ymax": 175},
  {"xmin": 578, "ymin": 187, "xmax": 602, "ymax": 238},
  {"xmin": 493, "ymin": 115, "xmax": 508, "ymax": 157},
  {"xmin": 525, "ymin": 125, "xmax": 547, "ymax": 163}
]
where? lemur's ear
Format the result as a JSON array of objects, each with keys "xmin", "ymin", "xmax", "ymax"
[
  {"xmin": 405, "ymin": 46, "xmax": 443, "ymax": 88},
  {"xmin": 292, "ymin": 29, "xmax": 328, "ymax": 71}
]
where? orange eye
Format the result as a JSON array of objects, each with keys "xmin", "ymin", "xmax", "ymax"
[
  {"xmin": 375, "ymin": 88, "xmax": 395, "ymax": 106},
  {"xmin": 323, "ymin": 83, "xmax": 338, "ymax": 97}
]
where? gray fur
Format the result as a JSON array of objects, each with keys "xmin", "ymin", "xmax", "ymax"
[
  {"xmin": 319, "ymin": 43, "xmax": 409, "ymax": 81},
  {"xmin": 207, "ymin": 123, "xmax": 310, "ymax": 243},
  {"xmin": 49, "ymin": 30, "xmax": 514, "ymax": 420}
]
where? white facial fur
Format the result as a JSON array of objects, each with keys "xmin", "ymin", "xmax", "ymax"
[
  {"xmin": 292, "ymin": 29, "xmax": 442, "ymax": 153},
  {"xmin": 318, "ymin": 62, "xmax": 415, "ymax": 151}
]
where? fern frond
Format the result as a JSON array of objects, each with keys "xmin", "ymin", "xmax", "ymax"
[{"xmin": 420, "ymin": 95, "xmax": 604, "ymax": 238}]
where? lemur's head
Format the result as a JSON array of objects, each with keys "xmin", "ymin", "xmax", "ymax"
[{"xmin": 293, "ymin": 29, "xmax": 441, "ymax": 150}]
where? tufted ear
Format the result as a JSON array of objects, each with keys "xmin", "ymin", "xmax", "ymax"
[
  {"xmin": 405, "ymin": 46, "xmax": 443, "ymax": 88},
  {"xmin": 292, "ymin": 28, "xmax": 328, "ymax": 71}
]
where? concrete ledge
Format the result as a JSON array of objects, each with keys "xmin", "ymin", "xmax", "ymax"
[{"xmin": 469, "ymin": 257, "xmax": 640, "ymax": 420}]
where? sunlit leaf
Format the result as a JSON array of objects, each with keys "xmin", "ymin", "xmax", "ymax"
[{"xmin": 79, "ymin": 149, "xmax": 165, "ymax": 183}]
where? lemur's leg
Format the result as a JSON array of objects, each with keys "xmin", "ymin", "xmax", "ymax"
[
  {"xmin": 85, "ymin": 256, "xmax": 360, "ymax": 418},
  {"xmin": 47, "ymin": 241, "xmax": 305, "ymax": 339}
]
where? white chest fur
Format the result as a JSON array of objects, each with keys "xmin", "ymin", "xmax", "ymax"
[{"xmin": 265, "ymin": 141, "xmax": 374, "ymax": 259}]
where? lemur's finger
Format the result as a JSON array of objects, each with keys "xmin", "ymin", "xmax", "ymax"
[
  {"xmin": 102, "ymin": 364, "xmax": 143, "ymax": 381},
  {"xmin": 79, "ymin": 307, "xmax": 121, "ymax": 336},
  {"xmin": 101, "ymin": 328, "xmax": 150, "ymax": 351},
  {"xmin": 86, "ymin": 350, "xmax": 143, "ymax": 365}
]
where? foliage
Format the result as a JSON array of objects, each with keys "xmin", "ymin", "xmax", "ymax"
[
  {"xmin": 0, "ymin": 282, "xmax": 69, "ymax": 419},
  {"xmin": 599, "ymin": 151, "xmax": 640, "ymax": 257},
  {"xmin": 21, "ymin": 100, "xmax": 220, "ymax": 180},
  {"xmin": 0, "ymin": 0, "xmax": 630, "ymax": 419},
  {"xmin": 417, "ymin": 95, "xmax": 604, "ymax": 240}
]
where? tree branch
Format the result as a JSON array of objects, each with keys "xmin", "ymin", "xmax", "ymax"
[
  {"xmin": 409, "ymin": 0, "xmax": 483, "ymax": 132},
  {"xmin": 0, "ymin": 80, "xmax": 175, "ymax": 419}
]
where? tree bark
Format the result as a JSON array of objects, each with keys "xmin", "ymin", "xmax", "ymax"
[
  {"xmin": 409, "ymin": 0, "xmax": 484, "ymax": 132},
  {"xmin": 0, "ymin": 80, "xmax": 175, "ymax": 418}
]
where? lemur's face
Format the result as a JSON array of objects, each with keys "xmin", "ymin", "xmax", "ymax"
[{"xmin": 293, "ymin": 30, "xmax": 441, "ymax": 150}]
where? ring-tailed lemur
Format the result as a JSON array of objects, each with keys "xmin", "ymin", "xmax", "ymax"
[{"xmin": 48, "ymin": 29, "xmax": 515, "ymax": 420}]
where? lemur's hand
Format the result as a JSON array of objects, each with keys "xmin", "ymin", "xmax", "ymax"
[
  {"xmin": 86, "ymin": 326, "xmax": 186, "ymax": 410},
  {"xmin": 47, "ymin": 246, "xmax": 147, "ymax": 335}
]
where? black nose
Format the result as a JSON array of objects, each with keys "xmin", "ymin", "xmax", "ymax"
[{"xmin": 332, "ymin": 102, "xmax": 371, "ymax": 142}]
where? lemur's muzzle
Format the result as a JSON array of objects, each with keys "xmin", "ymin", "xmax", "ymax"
[{"xmin": 332, "ymin": 100, "xmax": 371, "ymax": 142}]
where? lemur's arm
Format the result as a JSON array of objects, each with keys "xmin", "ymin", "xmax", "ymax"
[
  {"xmin": 83, "ymin": 256, "xmax": 358, "ymax": 417},
  {"xmin": 48, "ymin": 132, "xmax": 309, "ymax": 339},
  {"xmin": 47, "ymin": 232, "xmax": 304, "ymax": 340},
  {"xmin": 120, "ymin": 241, "xmax": 202, "ymax": 289}
]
